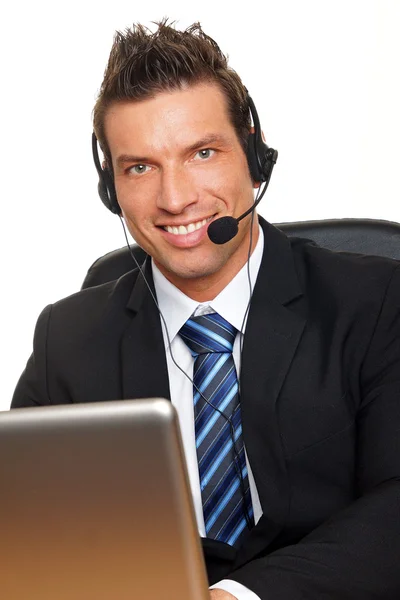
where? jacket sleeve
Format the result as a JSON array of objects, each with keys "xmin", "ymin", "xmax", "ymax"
[
  {"xmin": 11, "ymin": 304, "xmax": 53, "ymax": 408},
  {"xmin": 229, "ymin": 264, "xmax": 400, "ymax": 599}
]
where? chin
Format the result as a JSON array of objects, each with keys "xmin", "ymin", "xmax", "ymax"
[{"xmin": 159, "ymin": 258, "xmax": 224, "ymax": 282}]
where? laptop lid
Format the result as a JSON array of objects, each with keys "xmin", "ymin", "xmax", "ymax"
[{"xmin": 0, "ymin": 398, "xmax": 209, "ymax": 600}]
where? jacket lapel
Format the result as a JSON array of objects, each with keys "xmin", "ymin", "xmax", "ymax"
[
  {"xmin": 121, "ymin": 258, "xmax": 171, "ymax": 402},
  {"xmin": 235, "ymin": 219, "xmax": 306, "ymax": 566}
]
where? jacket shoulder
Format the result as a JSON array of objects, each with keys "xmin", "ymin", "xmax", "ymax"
[{"xmin": 53, "ymin": 267, "xmax": 140, "ymax": 316}]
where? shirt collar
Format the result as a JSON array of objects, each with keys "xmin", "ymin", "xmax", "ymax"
[{"xmin": 152, "ymin": 225, "xmax": 264, "ymax": 347}]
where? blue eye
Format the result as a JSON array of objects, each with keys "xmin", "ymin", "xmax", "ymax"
[
  {"xmin": 130, "ymin": 164, "xmax": 149, "ymax": 175},
  {"xmin": 196, "ymin": 149, "xmax": 214, "ymax": 159}
]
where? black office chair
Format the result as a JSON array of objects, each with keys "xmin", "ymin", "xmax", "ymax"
[{"xmin": 81, "ymin": 218, "xmax": 400, "ymax": 289}]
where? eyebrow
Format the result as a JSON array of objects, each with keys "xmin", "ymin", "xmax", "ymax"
[
  {"xmin": 186, "ymin": 133, "xmax": 231, "ymax": 153},
  {"xmin": 116, "ymin": 154, "xmax": 151, "ymax": 169},
  {"xmin": 115, "ymin": 134, "xmax": 231, "ymax": 169}
]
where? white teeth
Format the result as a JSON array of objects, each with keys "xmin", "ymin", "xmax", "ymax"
[{"xmin": 164, "ymin": 218, "xmax": 209, "ymax": 235}]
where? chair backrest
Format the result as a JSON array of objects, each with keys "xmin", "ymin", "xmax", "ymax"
[{"xmin": 82, "ymin": 218, "xmax": 400, "ymax": 289}]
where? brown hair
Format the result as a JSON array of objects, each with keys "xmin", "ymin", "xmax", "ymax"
[{"xmin": 93, "ymin": 19, "xmax": 250, "ymax": 166}]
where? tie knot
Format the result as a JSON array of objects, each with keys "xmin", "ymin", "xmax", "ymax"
[{"xmin": 179, "ymin": 312, "xmax": 237, "ymax": 357}]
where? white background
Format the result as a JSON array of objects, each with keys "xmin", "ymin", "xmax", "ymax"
[{"xmin": 1, "ymin": 0, "xmax": 399, "ymax": 410}]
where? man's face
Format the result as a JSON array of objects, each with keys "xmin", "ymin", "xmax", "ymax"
[{"xmin": 104, "ymin": 82, "xmax": 259, "ymax": 300}]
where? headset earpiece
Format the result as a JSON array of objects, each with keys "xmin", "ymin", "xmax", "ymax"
[
  {"xmin": 92, "ymin": 132, "xmax": 121, "ymax": 215},
  {"xmin": 99, "ymin": 168, "xmax": 120, "ymax": 215},
  {"xmin": 246, "ymin": 95, "xmax": 278, "ymax": 183}
]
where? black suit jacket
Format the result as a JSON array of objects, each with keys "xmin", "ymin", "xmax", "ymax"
[{"xmin": 12, "ymin": 218, "xmax": 400, "ymax": 599}]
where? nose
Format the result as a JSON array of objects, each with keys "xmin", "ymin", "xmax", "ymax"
[{"xmin": 157, "ymin": 165, "xmax": 197, "ymax": 214}]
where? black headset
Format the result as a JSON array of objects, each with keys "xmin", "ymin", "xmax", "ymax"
[{"xmin": 92, "ymin": 94, "xmax": 277, "ymax": 217}]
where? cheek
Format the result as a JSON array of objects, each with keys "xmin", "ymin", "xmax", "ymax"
[
  {"xmin": 190, "ymin": 165, "xmax": 240, "ymax": 203},
  {"xmin": 204, "ymin": 172, "xmax": 253, "ymax": 213},
  {"xmin": 123, "ymin": 208, "xmax": 153, "ymax": 234},
  {"xmin": 118, "ymin": 185, "xmax": 156, "ymax": 223},
  {"xmin": 121, "ymin": 211, "xmax": 157, "ymax": 256}
]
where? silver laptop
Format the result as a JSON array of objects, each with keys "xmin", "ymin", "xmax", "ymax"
[{"xmin": 0, "ymin": 399, "xmax": 209, "ymax": 600}]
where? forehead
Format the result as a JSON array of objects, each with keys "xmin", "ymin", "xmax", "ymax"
[{"xmin": 104, "ymin": 82, "xmax": 238, "ymax": 157}]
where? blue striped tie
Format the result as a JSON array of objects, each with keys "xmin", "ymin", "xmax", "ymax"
[{"xmin": 179, "ymin": 312, "xmax": 254, "ymax": 547}]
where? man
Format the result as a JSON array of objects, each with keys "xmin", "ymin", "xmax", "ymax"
[{"xmin": 12, "ymin": 20, "xmax": 400, "ymax": 600}]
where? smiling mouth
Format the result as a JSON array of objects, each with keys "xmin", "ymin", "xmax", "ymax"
[{"xmin": 162, "ymin": 217, "xmax": 213, "ymax": 235}]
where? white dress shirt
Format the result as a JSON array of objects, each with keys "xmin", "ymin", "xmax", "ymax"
[{"xmin": 151, "ymin": 227, "xmax": 264, "ymax": 600}]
